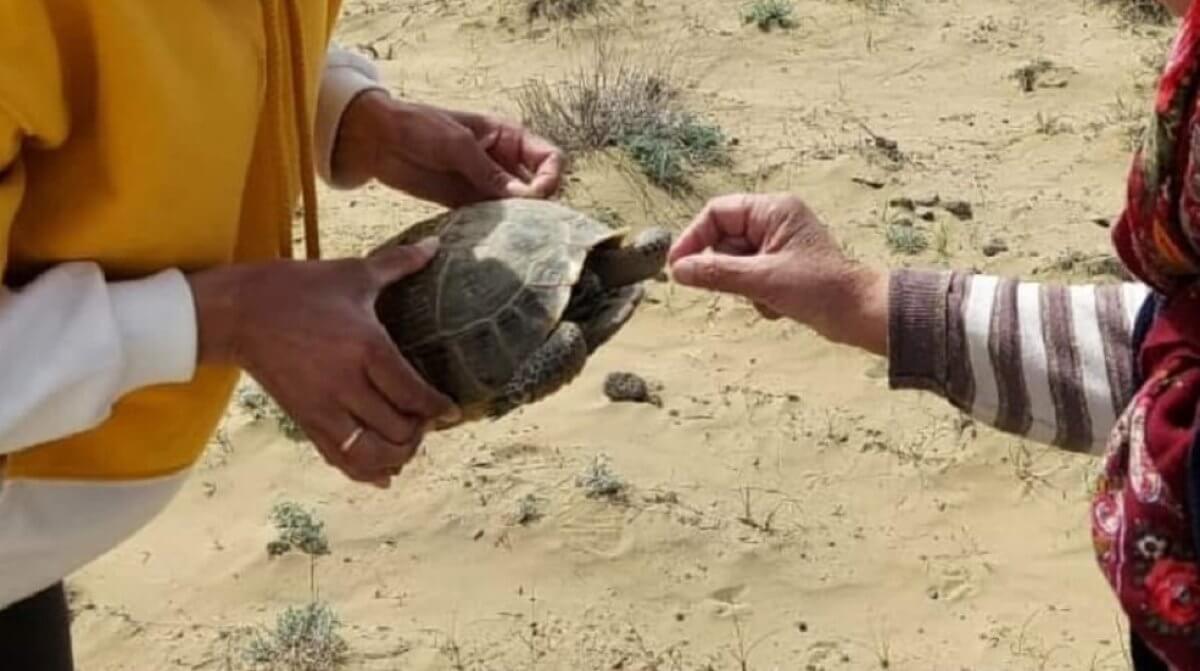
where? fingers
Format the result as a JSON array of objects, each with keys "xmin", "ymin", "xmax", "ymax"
[
  {"xmin": 669, "ymin": 251, "xmax": 770, "ymax": 298},
  {"xmin": 341, "ymin": 371, "xmax": 424, "ymax": 446},
  {"xmin": 525, "ymin": 149, "xmax": 563, "ymax": 198},
  {"xmin": 461, "ymin": 113, "xmax": 564, "ymax": 199},
  {"xmin": 366, "ymin": 236, "xmax": 440, "ymax": 284},
  {"xmin": 348, "ymin": 430, "xmax": 422, "ymax": 488},
  {"xmin": 317, "ymin": 414, "xmax": 424, "ymax": 489},
  {"xmin": 507, "ymin": 129, "xmax": 564, "ymax": 198},
  {"xmin": 452, "ymin": 129, "xmax": 528, "ymax": 200},
  {"xmin": 668, "ymin": 193, "xmax": 813, "ymax": 265},
  {"xmin": 364, "ymin": 337, "xmax": 460, "ymax": 423},
  {"xmin": 713, "ymin": 236, "xmax": 757, "ymax": 256},
  {"xmin": 299, "ymin": 349, "xmax": 446, "ymax": 489},
  {"xmin": 667, "ymin": 194, "xmax": 756, "ymax": 265}
]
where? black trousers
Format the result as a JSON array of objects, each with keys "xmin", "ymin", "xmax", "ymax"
[{"xmin": 0, "ymin": 582, "xmax": 74, "ymax": 671}]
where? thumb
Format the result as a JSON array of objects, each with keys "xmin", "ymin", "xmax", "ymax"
[
  {"xmin": 669, "ymin": 253, "xmax": 769, "ymax": 299},
  {"xmin": 367, "ymin": 236, "xmax": 440, "ymax": 284},
  {"xmin": 459, "ymin": 140, "xmax": 530, "ymax": 199}
]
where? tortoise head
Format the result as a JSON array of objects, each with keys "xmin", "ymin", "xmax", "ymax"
[{"xmin": 587, "ymin": 227, "xmax": 672, "ymax": 288}]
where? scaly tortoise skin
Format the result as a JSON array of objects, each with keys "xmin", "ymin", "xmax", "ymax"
[{"xmin": 373, "ymin": 198, "xmax": 671, "ymax": 427}]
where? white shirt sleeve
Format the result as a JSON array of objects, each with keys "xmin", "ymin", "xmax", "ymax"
[
  {"xmin": 0, "ymin": 263, "xmax": 196, "ymax": 454},
  {"xmin": 0, "ymin": 47, "xmax": 383, "ymax": 455},
  {"xmin": 314, "ymin": 46, "xmax": 386, "ymax": 189}
]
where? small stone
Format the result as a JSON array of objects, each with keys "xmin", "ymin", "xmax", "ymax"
[
  {"xmin": 982, "ymin": 239, "xmax": 1008, "ymax": 257},
  {"xmin": 604, "ymin": 371, "xmax": 659, "ymax": 405},
  {"xmin": 944, "ymin": 200, "xmax": 974, "ymax": 220}
]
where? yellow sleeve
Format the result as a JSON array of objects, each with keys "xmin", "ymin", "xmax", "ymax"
[
  {"xmin": 0, "ymin": 0, "xmax": 68, "ymax": 273},
  {"xmin": 0, "ymin": 6, "xmax": 197, "ymax": 456}
]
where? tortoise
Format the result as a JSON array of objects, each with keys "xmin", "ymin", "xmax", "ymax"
[{"xmin": 373, "ymin": 198, "xmax": 671, "ymax": 427}]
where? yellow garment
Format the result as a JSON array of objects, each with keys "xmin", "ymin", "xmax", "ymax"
[{"xmin": 0, "ymin": 0, "xmax": 339, "ymax": 480}]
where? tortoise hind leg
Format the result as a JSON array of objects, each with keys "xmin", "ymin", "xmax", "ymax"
[{"xmin": 490, "ymin": 322, "xmax": 589, "ymax": 418}]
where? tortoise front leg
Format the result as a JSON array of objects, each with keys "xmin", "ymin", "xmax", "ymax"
[{"xmin": 490, "ymin": 322, "xmax": 589, "ymax": 418}]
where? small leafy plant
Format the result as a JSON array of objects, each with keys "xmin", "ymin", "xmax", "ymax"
[
  {"xmin": 885, "ymin": 223, "xmax": 929, "ymax": 256},
  {"xmin": 742, "ymin": 0, "xmax": 796, "ymax": 31},
  {"xmin": 245, "ymin": 602, "xmax": 349, "ymax": 671},
  {"xmin": 513, "ymin": 493, "xmax": 544, "ymax": 526},
  {"xmin": 576, "ymin": 455, "xmax": 628, "ymax": 500},
  {"xmin": 618, "ymin": 112, "xmax": 728, "ymax": 191},
  {"xmin": 248, "ymin": 503, "xmax": 347, "ymax": 670},
  {"xmin": 237, "ymin": 383, "xmax": 306, "ymax": 442},
  {"xmin": 267, "ymin": 502, "xmax": 330, "ymax": 559}
]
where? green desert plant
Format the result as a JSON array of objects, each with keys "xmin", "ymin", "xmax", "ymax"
[
  {"xmin": 267, "ymin": 502, "xmax": 330, "ymax": 559},
  {"xmin": 741, "ymin": 0, "xmax": 796, "ymax": 31},
  {"xmin": 267, "ymin": 501, "xmax": 330, "ymax": 604},
  {"xmin": 885, "ymin": 223, "xmax": 928, "ymax": 256},
  {"xmin": 513, "ymin": 493, "xmax": 544, "ymax": 526},
  {"xmin": 248, "ymin": 505, "xmax": 347, "ymax": 671},
  {"xmin": 237, "ymin": 383, "xmax": 306, "ymax": 442},
  {"xmin": 618, "ymin": 112, "xmax": 728, "ymax": 191},
  {"xmin": 245, "ymin": 602, "xmax": 349, "ymax": 671},
  {"xmin": 576, "ymin": 455, "xmax": 628, "ymax": 500}
]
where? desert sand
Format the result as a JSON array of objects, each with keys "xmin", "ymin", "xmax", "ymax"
[{"xmin": 70, "ymin": 0, "xmax": 1172, "ymax": 669}]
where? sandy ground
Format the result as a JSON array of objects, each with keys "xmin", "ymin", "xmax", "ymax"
[{"xmin": 70, "ymin": 1, "xmax": 1176, "ymax": 669}]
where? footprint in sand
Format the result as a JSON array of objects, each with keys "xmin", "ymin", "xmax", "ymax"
[
  {"xmin": 552, "ymin": 496, "xmax": 633, "ymax": 558},
  {"xmin": 926, "ymin": 565, "xmax": 977, "ymax": 602}
]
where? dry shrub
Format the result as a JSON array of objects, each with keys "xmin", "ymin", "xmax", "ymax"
[
  {"xmin": 526, "ymin": 0, "xmax": 605, "ymax": 21},
  {"xmin": 1098, "ymin": 0, "xmax": 1172, "ymax": 25},
  {"xmin": 513, "ymin": 36, "xmax": 728, "ymax": 191},
  {"xmin": 513, "ymin": 37, "xmax": 677, "ymax": 153}
]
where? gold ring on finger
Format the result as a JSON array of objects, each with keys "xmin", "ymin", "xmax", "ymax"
[{"xmin": 339, "ymin": 426, "xmax": 365, "ymax": 453}]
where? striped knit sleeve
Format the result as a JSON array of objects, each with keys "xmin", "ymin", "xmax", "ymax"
[{"xmin": 888, "ymin": 269, "xmax": 1150, "ymax": 454}]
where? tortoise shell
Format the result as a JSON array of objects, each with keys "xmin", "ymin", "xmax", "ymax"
[{"xmin": 373, "ymin": 198, "xmax": 628, "ymax": 420}]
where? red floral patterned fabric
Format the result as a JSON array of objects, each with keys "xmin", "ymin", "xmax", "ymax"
[{"xmin": 1102, "ymin": 3, "xmax": 1200, "ymax": 667}]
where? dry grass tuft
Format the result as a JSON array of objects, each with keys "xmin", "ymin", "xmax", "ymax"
[
  {"xmin": 525, "ymin": 0, "xmax": 606, "ymax": 22},
  {"xmin": 513, "ymin": 37, "xmax": 728, "ymax": 192},
  {"xmin": 1098, "ymin": 0, "xmax": 1172, "ymax": 25}
]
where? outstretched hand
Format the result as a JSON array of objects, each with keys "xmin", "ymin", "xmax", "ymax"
[
  {"xmin": 335, "ymin": 91, "xmax": 564, "ymax": 207},
  {"xmin": 668, "ymin": 194, "xmax": 888, "ymax": 354}
]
